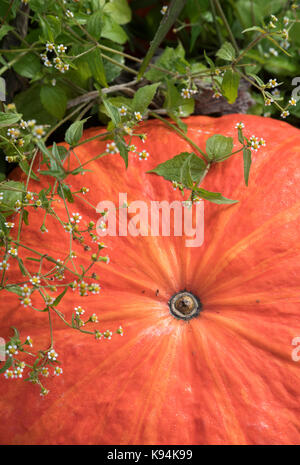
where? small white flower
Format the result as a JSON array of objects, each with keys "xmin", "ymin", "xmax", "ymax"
[
  {"xmin": 5, "ymin": 222, "xmax": 14, "ymax": 229},
  {"xmin": 281, "ymin": 110, "xmax": 289, "ymax": 119},
  {"xmin": 272, "ymin": 89, "xmax": 280, "ymax": 97},
  {"xmin": 98, "ymin": 220, "xmax": 107, "ymax": 231},
  {"xmin": 75, "ymin": 306, "xmax": 85, "ymax": 316},
  {"xmin": 0, "ymin": 192, "xmax": 3, "ymax": 201},
  {"xmin": 213, "ymin": 91, "xmax": 222, "ymax": 99},
  {"xmin": 128, "ymin": 144, "xmax": 136, "ymax": 152},
  {"xmin": 6, "ymin": 344, "xmax": 18, "ymax": 357},
  {"xmin": 54, "ymin": 366, "xmax": 63, "ymax": 376},
  {"xmin": 103, "ymin": 330, "xmax": 112, "ymax": 340},
  {"xmin": 289, "ymin": 97, "xmax": 297, "ymax": 106},
  {"xmin": 119, "ymin": 106, "xmax": 127, "ymax": 116},
  {"xmin": 21, "ymin": 296, "xmax": 32, "ymax": 307},
  {"xmin": 21, "ymin": 284, "xmax": 31, "ymax": 296},
  {"xmin": 123, "ymin": 125, "xmax": 133, "ymax": 135},
  {"xmin": 24, "ymin": 191, "xmax": 34, "ymax": 203},
  {"xmin": 14, "ymin": 367, "xmax": 23, "ymax": 378},
  {"xmin": 138, "ymin": 150, "xmax": 149, "ymax": 161},
  {"xmin": 64, "ymin": 223, "xmax": 73, "ymax": 233},
  {"xmin": 43, "ymin": 59, "xmax": 53, "ymax": 68},
  {"xmin": 235, "ymin": 122, "xmax": 244, "ymax": 129},
  {"xmin": 30, "ymin": 275, "xmax": 41, "ymax": 286},
  {"xmin": 268, "ymin": 78, "xmax": 278, "ymax": 88},
  {"xmin": 27, "ymin": 119, "xmax": 36, "ymax": 127},
  {"xmin": 47, "ymin": 349, "xmax": 58, "ymax": 361},
  {"xmin": 46, "ymin": 42, "xmax": 55, "ymax": 52},
  {"xmin": 259, "ymin": 138, "xmax": 266, "ymax": 147},
  {"xmin": 269, "ymin": 47, "xmax": 278, "ymax": 56},
  {"xmin": 7, "ymin": 128, "xmax": 20, "ymax": 140},
  {"xmin": 280, "ymin": 40, "xmax": 290, "ymax": 50},
  {"xmin": 283, "ymin": 16, "xmax": 289, "ymax": 26},
  {"xmin": 32, "ymin": 125, "xmax": 45, "ymax": 139},
  {"xmin": 57, "ymin": 44, "xmax": 67, "ymax": 54},
  {"xmin": 134, "ymin": 111, "xmax": 143, "ymax": 122},
  {"xmin": 20, "ymin": 119, "xmax": 28, "ymax": 130},
  {"xmin": 4, "ymin": 369, "xmax": 14, "ymax": 379},
  {"xmin": 116, "ymin": 326, "xmax": 124, "ymax": 336},
  {"xmin": 160, "ymin": 5, "xmax": 168, "ymax": 14},
  {"xmin": 71, "ymin": 212, "xmax": 82, "ymax": 224},
  {"xmin": 66, "ymin": 9, "xmax": 74, "ymax": 18},
  {"xmin": 264, "ymin": 98, "xmax": 273, "ymax": 106},
  {"xmin": 181, "ymin": 88, "xmax": 191, "ymax": 99},
  {"xmin": 95, "ymin": 330, "xmax": 102, "ymax": 340},
  {"xmin": 0, "ymin": 260, "xmax": 9, "ymax": 271},
  {"xmin": 90, "ymin": 313, "xmax": 98, "ymax": 323},
  {"xmin": 8, "ymin": 247, "xmax": 18, "ymax": 257},
  {"xmin": 41, "ymin": 367, "xmax": 49, "ymax": 377},
  {"xmin": 105, "ymin": 141, "xmax": 118, "ymax": 154},
  {"xmin": 26, "ymin": 336, "xmax": 33, "ymax": 346},
  {"xmin": 89, "ymin": 283, "xmax": 101, "ymax": 294}
]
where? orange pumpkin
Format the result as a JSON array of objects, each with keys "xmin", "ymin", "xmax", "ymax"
[{"xmin": 1, "ymin": 114, "xmax": 300, "ymax": 445}]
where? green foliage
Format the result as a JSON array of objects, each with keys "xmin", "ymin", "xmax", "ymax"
[{"xmin": 0, "ymin": 0, "xmax": 299, "ymax": 395}]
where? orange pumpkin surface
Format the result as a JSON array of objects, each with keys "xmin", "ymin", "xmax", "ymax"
[{"xmin": 1, "ymin": 114, "xmax": 300, "ymax": 445}]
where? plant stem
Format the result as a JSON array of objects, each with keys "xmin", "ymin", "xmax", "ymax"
[
  {"xmin": 213, "ymin": 0, "xmax": 239, "ymax": 54},
  {"xmin": 149, "ymin": 112, "xmax": 209, "ymax": 162}
]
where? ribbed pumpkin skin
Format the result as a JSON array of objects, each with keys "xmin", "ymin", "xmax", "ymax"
[{"xmin": 1, "ymin": 114, "xmax": 300, "ymax": 445}]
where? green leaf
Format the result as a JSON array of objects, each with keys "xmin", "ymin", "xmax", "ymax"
[
  {"xmin": 102, "ymin": 98, "xmax": 121, "ymax": 127},
  {"xmin": 86, "ymin": 48, "xmax": 107, "ymax": 87},
  {"xmin": 115, "ymin": 135, "xmax": 129, "ymax": 168},
  {"xmin": 221, "ymin": 69, "xmax": 240, "ymax": 104},
  {"xmin": 23, "ymin": 209, "xmax": 29, "ymax": 225},
  {"xmin": 145, "ymin": 43, "xmax": 187, "ymax": 82},
  {"xmin": 247, "ymin": 72, "xmax": 265, "ymax": 87},
  {"xmin": 216, "ymin": 42, "xmax": 236, "ymax": 61},
  {"xmin": 138, "ymin": 0, "xmax": 187, "ymax": 79},
  {"xmin": 14, "ymin": 84, "xmax": 57, "ymax": 126},
  {"xmin": 132, "ymin": 83, "xmax": 159, "ymax": 114},
  {"xmin": 180, "ymin": 154, "xmax": 194, "ymax": 188},
  {"xmin": 39, "ymin": 14, "xmax": 61, "ymax": 41},
  {"xmin": 5, "ymin": 285, "xmax": 24, "ymax": 296},
  {"xmin": 101, "ymin": 14, "xmax": 128, "ymax": 44},
  {"xmin": 103, "ymin": 0, "xmax": 132, "ymax": 25},
  {"xmin": 12, "ymin": 53, "xmax": 41, "ymax": 79},
  {"xmin": 19, "ymin": 160, "xmax": 40, "ymax": 181},
  {"xmin": 65, "ymin": 119, "xmax": 87, "ymax": 146},
  {"xmin": 242, "ymin": 26, "xmax": 266, "ymax": 34},
  {"xmin": 40, "ymin": 85, "xmax": 67, "ymax": 120},
  {"xmin": 0, "ymin": 357, "xmax": 12, "ymax": 374},
  {"xmin": 57, "ymin": 183, "xmax": 74, "ymax": 203},
  {"xmin": 17, "ymin": 257, "xmax": 27, "ymax": 277},
  {"xmin": 164, "ymin": 80, "xmax": 195, "ymax": 118},
  {"xmin": 195, "ymin": 187, "xmax": 238, "ymax": 204},
  {"xmin": 0, "ymin": 180, "xmax": 25, "ymax": 217},
  {"xmin": 52, "ymin": 287, "xmax": 68, "ymax": 307},
  {"xmin": 6, "ymin": 285, "xmax": 23, "ymax": 296},
  {"xmin": 243, "ymin": 147, "xmax": 252, "ymax": 186},
  {"xmin": 101, "ymin": 41, "xmax": 125, "ymax": 83},
  {"xmin": 148, "ymin": 152, "xmax": 206, "ymax": 184},
  {"xmin": 205, "ymin": 134, "xmax": 234, "ymax": 162},
  {"xmin": 86, "ymin": 10, "xmax": 103, "ymax": 39},
  {"xmin": 203, "ymin": 50, "xmax": 215, "ymax": 70},
  {"xmin": 0, "ymin": 25, "xmax": 14, "ymax": 41},
  {"xmin": 0, "ymin": 112, "xmax": 22, "ymax": 127}
]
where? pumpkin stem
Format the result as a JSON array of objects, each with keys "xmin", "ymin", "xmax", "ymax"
[{"xmin": 169, "ymin": 291, "xmax": 202, "ymax": 320}]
